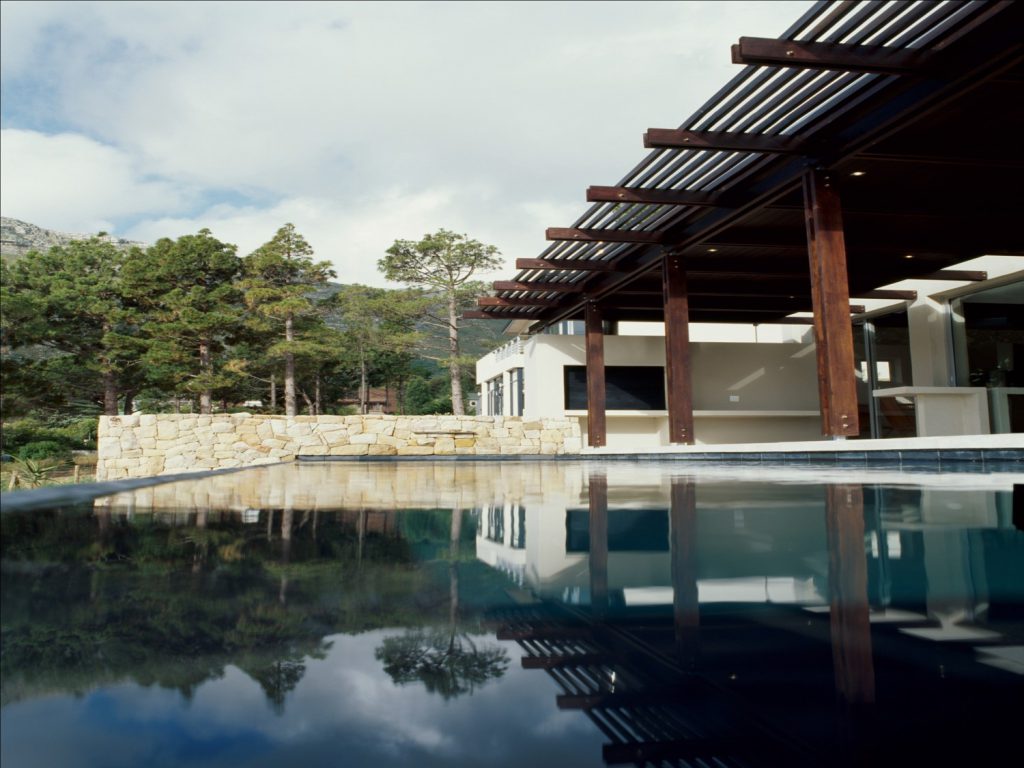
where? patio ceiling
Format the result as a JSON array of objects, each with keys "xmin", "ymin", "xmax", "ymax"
[{"xmin": 471, "ymin": 0, "xmax": 1024, "ymax": 328}]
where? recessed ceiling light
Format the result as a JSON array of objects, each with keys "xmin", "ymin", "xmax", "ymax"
[
  {"xmin": 708, "ymin": 247, "xmax": 718, "ymax": 253},
  {"xmin": 904, "ymin": 254, "xmax": 914, "ymax": 259},
  {"xmin": 850, "ymin": 170, "xmax": 867, "ymax": 177}
]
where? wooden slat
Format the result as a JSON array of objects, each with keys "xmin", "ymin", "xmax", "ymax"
[
  {"xmin": 493, "ymin": 281, "xmax": 586, "ymax": 293},
  {"xmin": 586, "ymin": 186, "xmax": 721, "ymax": 206},
  {"xmin": 546, "ymin": 227, "xmax": 663, "ymax": 244},
  {"xmin": 732, "ymin": 36, "xmax": 933, "ymax": 75},
  {"xmin": 478, "ymin": 297, "xmax": 562, "ymax": 308},
  {"xmin": 521, "ymin": 654, "xmax": 605, "ymax": 670},
  {"xmin": 663, "ymin": 254, "xmax": 695, "ymax": 445},
  {"xmin": 643, "ymin": 128, "xmax": 800, "ymax": 154},
  {"xmin": 602, "ymin": 740, "xmax": 730, "ymax": 765},
  {"xmin": 804, "ymin": 168, "xmax": 859, "ymax": 437},
  {"xmin": 516, "ymin": 258, "xmax": 617, "ymax": 271},
  {"xmin": 586, "ymin": 303, "xmax": 607, "ymax": 448}
]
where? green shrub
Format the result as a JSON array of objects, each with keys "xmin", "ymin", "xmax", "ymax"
[
  {"xmin": 1, "ymin": 416, "xmax": 97, "ymax": 454},
  {"xmin": 17, "ymin": 440, "xmax": 71, "ymax": 462}
]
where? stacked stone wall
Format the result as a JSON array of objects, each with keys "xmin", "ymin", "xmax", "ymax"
[{"xmin": 96, "ymin": 414, "xmax": 583, "ymax": 480}]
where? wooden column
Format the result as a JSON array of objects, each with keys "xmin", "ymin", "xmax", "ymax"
[
  {"xmin": 803, "ymin": 168, "xmax": 859, "ymax": 437},
  {"xmin": 663, "ymin": 252, "xmax": 695, "ymax": 444},
  {"xmin": 588, "ymin": 473, "xmax": 609, "ymax": 618},
  {"xmin": 585, "ymin": 301, "xmax": 607, "ymax": 447},
  {"xmin": 825, "ymin": 484, "xmax": 875, "ymax": 705},
  {"xmin": 670, "ymin": 478, "xmax": 699, "ymax": 668}
]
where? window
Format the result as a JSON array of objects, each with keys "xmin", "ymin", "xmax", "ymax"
[{"xmin": 564, "ymin": 366, "xmax": 666, "ymax": 410}]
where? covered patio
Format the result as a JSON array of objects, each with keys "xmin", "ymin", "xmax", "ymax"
[{"xmin": 468, "ymin": 0, "xmax": 1024, "ymax": 448}]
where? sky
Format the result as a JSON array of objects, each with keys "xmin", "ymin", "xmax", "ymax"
[{"xmin": 0, "ymin": 0, "xmax": 811, "ymax": 286}]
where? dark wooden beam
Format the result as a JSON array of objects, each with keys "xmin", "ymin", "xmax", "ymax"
[
  {"xmin": 922, "ymin": 270, "xmax": 987, "ymax": 281},
  {"xmin": 586, "ymin": 302, "xmax": 607, "ymax": 448},
  {"xmin": 586, "ymin": 185, "xmax": 722, "ymax": 206},
  {"xmin": 663, "ymin": 254, "xmax": 695, "ymax": 445},
  {"xmin": 546, "ymin": 227, "xmax": 663, "ymax": 244},
  {"xmin": 856, "ymin": 289, "xmax": 917, "ymax": 300},
  {"xmin": 804, "ymin": 168, "xmax": 859, "ymax": 437},
  {"xmin": 463, "ymin": 310, "xmax": 547, "ymax": 320},
  {"xmin": 589, "ymin": 472, "xmax": 608, "ymax": 617},
  {"xmin": 493, "ymin": 281, "xmax": 585, "ymax": 293},
  {"xmin": 825, "ymin": 484, "xmax": 875, "ymax": 704},
  {"xmin": 670, "ymin": 478, "xmax": 699, "ymax": 668},
  {"xmin": 516, "ymin": 258, "xmax": 617, "ymax": 271},
  {"xmin": 477, "ymin": 297, "xmax": 561, "ymax": 308},
  {"xmin": 644, "ymin": 128, "xmax": 799, "ymax": 154},
  {"xmin": 732, "ymin": 36, "xmax": 932, "ymax": 75}
]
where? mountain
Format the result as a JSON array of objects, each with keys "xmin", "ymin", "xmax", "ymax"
[{"xmin": 0, "ymin": 217, "xmax": 144, "ymax": 261}]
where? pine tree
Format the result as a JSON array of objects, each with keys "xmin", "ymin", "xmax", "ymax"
[
  {"xmin": 240, "ymin": 224, "xmax": 335, "ymax": 417},
  {"xmin": 379, "ymin": 230, "xmax": 501, "ymax": 415}
]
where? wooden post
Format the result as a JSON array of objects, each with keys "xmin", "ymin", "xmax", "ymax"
[
  {"xmin": 588, "ymin": 473, "xmax": 609, "ymax": 618},
  {"xmin": 585, "ymin": 301, "xmax": 607, "ymax": 447},
  {"xmin": 670, "ymin": 478, "xmax": 699, "ymax": 667},
  {"xmin": 663, "ymin": 252, "xmax": 695, "ymax": 444},
  {"xmin": 804, "ymin": 168, "xmax": 859, "ymax": 437},
  {"xmin": 825, "ymin": 484, "xmax": 875, "ymax": 705}
]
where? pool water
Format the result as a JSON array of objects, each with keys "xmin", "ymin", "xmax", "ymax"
[{"xmin": 2, "ymin": 462, "xmax": 1022, "ymax": 767}]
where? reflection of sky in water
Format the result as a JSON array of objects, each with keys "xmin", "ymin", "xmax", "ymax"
[{"xmin": 1, "ymin": 631, "xmax": 602, "ymax": 768}]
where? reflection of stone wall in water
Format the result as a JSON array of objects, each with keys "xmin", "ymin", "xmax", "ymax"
[
  {"xmin": 93, "ymin": 462, "xmax": 589, "ymax": 512},
  {"xmin": 96, "ymin": 414, "xmax": 584, "ymax": 479}
]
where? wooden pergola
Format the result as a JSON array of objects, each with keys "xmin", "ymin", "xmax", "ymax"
[{"xmin": 468, "ymin": 0, "xmax": 1024, "ymax": 447}]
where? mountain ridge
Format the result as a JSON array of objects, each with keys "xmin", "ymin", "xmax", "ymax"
[{"xmin": 0, "ymin": 216, "xmax": 145, "ymax": 261}]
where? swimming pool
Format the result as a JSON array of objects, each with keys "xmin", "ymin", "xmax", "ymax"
[{"xmin": 2, "ymin": 462, "xmax": 1021, "ymax": 767}]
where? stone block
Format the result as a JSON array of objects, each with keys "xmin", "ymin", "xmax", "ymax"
[
  {"xmin": 157, "ymin": 421, "xmax": 178, "ymax": 439},
  {"xmin": 216, "ymin": 433, "xmax": 236, "ymax": 445},
  {"xmin": 263, "ymin": 438, "xmax": 287, "ymax": 450},
  {"xmin": 350, "ymin": 433, "xmax": 378, "ymax": 445},
  {"xmin": 368, "ymin": 444, "xmax": 398, "ymax": 456},
  {"xmin": 540, "ymin": 442, "xmax": 558, "ymax": 455},
  {"xmin": 397, "ymin": 445, "xmax": 436, "ymax": 456},
  {"xmin": 562, "ymin": 437, "xmax": 582, "ymax": 453},
  {"xmin": 139, "ymin": 414, "xmax": 157, "ymax": 426},
  {"xmin": 217, "ymin": 459, "xmax": 242, "ymax": 468},
  {"xmin": 435, "ymin": 437, "xmax": 456, "ymax": 455},
  {"xmin": 299, "ymin": 446, "xmax": 329, "ymax": 456},
  {"xmin": 521, "ymin": 421, "xmax": 543, "ymax": 431},
  {"xmin": 329, "ymin": 444, "xmax": 369, "ymax": 456},
  {"xmin": 454, "ymin": 438, "xmax": 475, "ymax": 448},
  {"xmin": 122, "ymin": 449, "xmax": 143, "ymax": 459},
  {"xmin": 210, "ymin": 422, "xmax": 233, "ymax": 433}
]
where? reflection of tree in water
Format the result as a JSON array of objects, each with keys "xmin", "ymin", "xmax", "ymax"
[
  {"xmin": 376, "ymin": 627, "xmax": 508, "ymax": 700},
  {"xmin": 375, "ymin": 508, "xmax": 509, "ymax": 699},
  {"xmin": 238, "ymin": 640, "xmax": 330, "ymax": 715}
]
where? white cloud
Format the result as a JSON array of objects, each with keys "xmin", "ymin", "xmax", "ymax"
[
  {"xmin": 0, "ymin": 128, "xmax": 189, "ymax": 233},
  {"xmin": 1, "ymin": 0, "xmax": 813, "ymax": 279}
]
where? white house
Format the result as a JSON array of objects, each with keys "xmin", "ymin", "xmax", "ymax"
[{"xmin": 476, "ymin": 256, "xmax": 1023, "ymax": 449}]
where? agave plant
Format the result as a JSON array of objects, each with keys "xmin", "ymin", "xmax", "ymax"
[{"xmin": 8, "ymin": 456, "xmax": 60, "ymax": 489}]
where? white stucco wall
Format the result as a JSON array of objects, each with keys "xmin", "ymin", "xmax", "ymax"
[{"xmin": 477, "ymin": 333, "xmax": 822, "ymax": 447}]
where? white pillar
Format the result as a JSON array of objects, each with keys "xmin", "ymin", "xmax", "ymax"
[{"xmin": 907, "ymin": 297, "xmax": 956, "ymax": 386}]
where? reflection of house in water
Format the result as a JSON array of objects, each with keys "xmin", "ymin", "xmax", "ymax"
[{"xmin": 481, "ymin": 469, "xmax": 1022, "ymax": 766}]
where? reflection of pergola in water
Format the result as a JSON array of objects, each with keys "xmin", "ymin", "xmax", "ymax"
[
  {"xmin": 468, "ymin": 1, "xmax": 1024, "ymax": 447},
  {"xmin": 489, "ymin": 477, "xmax": 1019, "ymax": 767}
]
